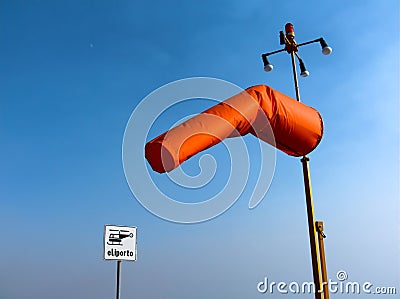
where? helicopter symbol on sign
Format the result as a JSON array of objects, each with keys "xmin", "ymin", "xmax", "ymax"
[{"xmin": 107, "ymin": 229, "xmax": 134, "ymax": 246}]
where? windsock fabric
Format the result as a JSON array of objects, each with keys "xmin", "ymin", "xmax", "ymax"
[{"xmin": 145, "ymin": 85, "xmax": 323, "ymax": 173}]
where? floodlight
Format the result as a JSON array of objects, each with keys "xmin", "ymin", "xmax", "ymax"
[
  {"xmin": 299, "ymin": 59, "xmax": 309, "ymax": 77},
  {"xmin": 262, "ymin": 55, "xmax": 274, "ymax": 72},
  {"xmin": 320, "ymin": 38, "xmax": 332, "ymax": 55}
]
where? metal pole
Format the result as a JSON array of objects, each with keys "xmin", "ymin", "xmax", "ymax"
[
  {"xmin": 262, "ymin": 23, "xmax": 331, "ymax": 298},
  {"xmin": 290, "ymin": 52, "xmax": 301, "ymax": 102},
  {"xmin": 317, "ymin": 221, "xmax": 330, "ymax": 299},
  {"xmin": 116, "ymin": 260, "xmax": 121, "ymax": 299},
  {"xmin": 301, "ymin": 157, "xmax": 324, "ymax": 299},
  {"xmin": 289, "ymin": 45, "xmax": 327, "ymax": 298}
]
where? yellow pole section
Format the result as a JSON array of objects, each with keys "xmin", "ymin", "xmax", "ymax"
[{"xmin": 301, "ymin": 156, "xmax": 324, "ymax": 299}]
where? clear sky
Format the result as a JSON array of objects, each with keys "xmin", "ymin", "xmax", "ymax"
[{"xmin": 1, "ymin": 1, "xmax": 399, "ymax": 298}]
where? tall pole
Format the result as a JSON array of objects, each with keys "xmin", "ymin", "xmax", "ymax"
[
  {"xmin": 287, "ymin": 25, "xmax": 327, "ymax": 299},
  {"xmin": 261, "ymin": 23, "xmax": 332, "ymax": 298},
  {"xmin": 290, "ymin": 41, "xmax": 324, "ymax": 298},
  {"xmin": 116, "ymin": 261, "xmax": 121, "ymax": 299}
]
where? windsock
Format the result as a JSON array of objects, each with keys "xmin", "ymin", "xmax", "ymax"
[{"xmin": 145, "ymin": 85, "xmax": 323, "ymax": 173}]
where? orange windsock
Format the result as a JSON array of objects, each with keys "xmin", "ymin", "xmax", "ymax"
[{"xmin": 145, "ymin": 85, "xmax": 323, "ymax": 173}]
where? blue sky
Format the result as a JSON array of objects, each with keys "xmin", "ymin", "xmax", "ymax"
[{"xmin": 1, "ymin": 1, "xmax": 399, "ymax": 298}]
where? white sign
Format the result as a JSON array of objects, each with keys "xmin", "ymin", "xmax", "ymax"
[{"xmin": 104, "ymin": 225, "xmax": 137, "ymax": 261}]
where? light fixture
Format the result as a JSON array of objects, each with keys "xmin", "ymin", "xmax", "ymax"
[
  {"xmin": 262, "ymin": 55, "xmax": 274, "ymax": 72},
  {"xmin": 285, "ymin": 23, "xmax": 295, "ymax": 38},
  {"xmin": 319, "ymin": 38, "xmax": 332, "ymax": 55},
  {"xmin": 261, "ymin": 24, "xmax": 331, "ymax": 80},
  {"xmin": 299, "ymin": 59, "xmax": 309, "ymax": 77}
]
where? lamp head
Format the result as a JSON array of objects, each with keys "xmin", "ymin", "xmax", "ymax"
[
  {"xmin": 262, "ymin": 55, "xmax": 274, "ymax": 72},
  {"xmin": 299, "ymin": 59, "xmax": 309, "ymax": 77},
  {"xmin": 320, "ymin": 38, "xmax": 332, "ymax": 55},
  {"xmin": 300, "ymin": 70, "xmax": 310, "ymax": 77},
  {"xmin": 264, "ymin": 64, "xmax": 274, "ymax": 72}
]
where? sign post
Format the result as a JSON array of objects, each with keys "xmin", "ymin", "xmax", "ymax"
[
  {"xmin": 116, "ymin": 260, "xmax": 121, "ymax": 299},
  {"xmin": 104, "ymin": 225, "xmax": 137, "ymax": 299}
]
